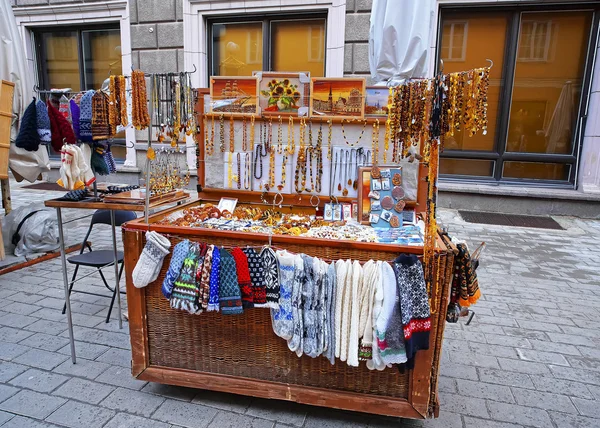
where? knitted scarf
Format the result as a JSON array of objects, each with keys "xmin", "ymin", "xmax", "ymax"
[
  {"xmin": 162, "ymin": 240, "xmax": 190, "ymax": 299},
  {"xmin": 243, "ymin": 248, "xmax": 267, "ymax": 307},
  {"xmin": 451, "ymin": 243, "xmax": 481, "ymax": 307},
  {"xmin": 207, "ymin": 246, "xmax": 221, "ymax": 311},
  {"xmin": 219, "ymin": 249, "xmax": 243, "ymax": 315},
  {"xmin": 393, "ymin": 254, "xmax": 431, "ymax": 364},
  {"xmin": 231, "ymin": 248, "xmax": 253, "ymax": 309},
  {"xmin": 36, "ymin": 100, "xmax": 51, "ymax": 143},
  {"xmin": 261, "ymin": 247, "xmax": 280, "ymax": 309},
  {"xmin": 170, "ymin": 242, "xmax": 201, "ymax": 314},
  {"xmin": 197, "ymin": 244, "xmax": 214, "ymax": 311},
  {"xmin": 79, "ymin": 90, "xmax": 94, "ymax": 142},
  {"xmin": 15, "ymin": 98, "xmax": 40, "ymax": 152}
]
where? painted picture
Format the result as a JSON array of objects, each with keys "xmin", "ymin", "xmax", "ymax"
[
  {"xmin": 209, "ymin": 76, "xmax": 259, "ymax": 116},
  {"xmin": 255, "ymin": 72, "xmax": 310, "ymax": 117},
  {"xmin": 364, "ymin": 86, "xmax": 389, "ymax": 117},
  {"xmin": 310, "ymin": 77, "xmax": 366, "ymax": 119}
]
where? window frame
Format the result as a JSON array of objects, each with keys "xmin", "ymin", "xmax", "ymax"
[
  {"xmin": 441, "ymin": 20, "xmax": 469, "ymax": 62},
  {"xmin": 206, "ymin": 12, "xmax": 328, "ymax": 85},
  {"xmin": 33, "ymin": 23, "xmax": 121, "ymax": 93},
  {"xmin": 436, "ymin": 4, "xmax": 599, "ymax": 188}
]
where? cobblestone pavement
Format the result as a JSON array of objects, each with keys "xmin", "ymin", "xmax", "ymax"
[{"xmin": 1, "ymin": 181, "xmax": 600, "ymax": 427}]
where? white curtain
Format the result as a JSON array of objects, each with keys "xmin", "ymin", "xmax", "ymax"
[
  {"xmin": 0, "ymin": 0, "xmax": 50, "ymax": 182},
  {"xmin": 369, "ymin": 0, "xmax": 436, "ymax": 84}
]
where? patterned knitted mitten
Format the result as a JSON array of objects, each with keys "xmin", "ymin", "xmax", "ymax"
[
  {"xmin": 219, "ymin": 249, "xmax": 243, "ymax": 315},
  {"xmin": 170, "ymin": 242, "xmax": 201, "ymax": 314},
  {"xmin": 302, "ymin": 254, "xmax": 318, "ymax": 358},
  {"xmin": 287, "ymin": 254, "xmax": 305, "ymax": 354},
  {"xmin": 271, "ymin": 250, "xmax": 295, "ymax": 340},
  {"xmin": 207, "ymin": 246, "xmax": 221, "ymax": 312},
  {"xmin": 132, "ymin": 231, "xmax": 171, "ymax": 288},
  {"xmin": 231, "ymin": 248, "xmax": 253, "ymax": 309},
  {"xmin": 161, "ymin": 240, "xmax": 190, "ymax": 299},
  {"xmin": 261, "ymin": 247, "xmax": 280, "ymax": 309},
  {"xmin": 197, "ymin": 244, "xmax": 214, "ymax": 311},
  {"xmin": 243, "ymin": 248, "xmax": 267, "ymax": 307}
]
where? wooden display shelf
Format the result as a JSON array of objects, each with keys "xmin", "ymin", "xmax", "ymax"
[{"xmin": 44, "ymin": 192, "xmax": 190, "ymax": 211}]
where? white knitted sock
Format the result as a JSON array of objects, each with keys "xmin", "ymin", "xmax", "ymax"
[
  {"xmin": 132, "ymin": 231, "xmax": 171, "ymax": 288},
  {"xmin": 287, "ymin": 254, "xmax": 305, "ymax": 354},
  {"xmin": 57, "ymin": 148, "xmax": 69, "ymax": 189},
  {"xmin": 65, "ymin": 145, "xmax": 83, "ymax": 189},
  {"xmin": 334, "ymin": 259, "xmax": 348, "ymax": 359},
  {"xmin": 77, "ymin": 144, "xmax": 96, "ymax": 186}
]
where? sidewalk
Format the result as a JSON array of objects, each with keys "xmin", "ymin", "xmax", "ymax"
[{"xmin": 0, "ymin": 182, "xmax": 599, "ymax": 427}]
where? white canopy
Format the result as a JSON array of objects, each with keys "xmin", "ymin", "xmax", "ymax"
[{"xmin": 369, "ymin": 0, "xmax": 436, "ymax": 84}]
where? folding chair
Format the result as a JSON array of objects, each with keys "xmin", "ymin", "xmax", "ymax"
[{"xmin": 62, "ymin": 209, "xmax": 137, "ymax": 323}]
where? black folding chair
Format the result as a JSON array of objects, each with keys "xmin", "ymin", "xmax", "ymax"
[{"xmin": 62, "ymin": 209, "xmax": 137, "ymax": 323}]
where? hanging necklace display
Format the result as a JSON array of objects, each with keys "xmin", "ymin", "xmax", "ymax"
[
  {"xmin": 295, "ymin": 118, "xmax": 307, "ymax": 193},
  {"xmin": 219, "ymin": 114, "xmax": 225, "ymax": 152},
  {"xmin": 341, "ymin": 119, "xmax": 367, "ymax": 147},
  {"xmin": 244, "ymin": 152, "xmax": 251, "ymax": 190},
  {"xmin": 253, "ymin": 143, "xmax": 267, "ymax": 182},
  {"xmin": 228, "ymin": 151, "xmax": 234, "ymax": 189},
  {"xmin": 131, "ymin": 69, "xmax": 150, "ymax": 130},
  {"xmin": 237, "ymin": 152, "xmax": 242, "ymax": 189},
  {"xmin": 277, "ymin": 116, "xmax": 283, "ymax": 154},
  {"xmin": 327, "ymin": 119, "xmax": 333, "ymax": 161},
  {"xmin": 287, "ymin": 116, "xmax": 295, "ymax": 155},
  {"xmin": 242, "ymin": 115, "xmax": 248, "ymax": 152},
  {"xmin": 315, "ymin": 121, "xmax": 323, "ymax": 193},
  {"xmin": 250, "ymin": 115, "xmax": 255, "ymax": 151},
  {"xmin": 149, "ymin": 146, "xmax": 191, "ymax": 193},
  {"xmin": 229, "ymin": 115, "xmax": 235, "ymax": 153}
]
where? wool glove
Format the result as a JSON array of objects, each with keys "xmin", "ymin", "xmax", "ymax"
[
  {"xmin": 132, "ymin": 231, "xmax": 171, "ymax": 288},
  {"xmin": 162, "ymin": 240, "xmax": 190, "ymax": 299}
]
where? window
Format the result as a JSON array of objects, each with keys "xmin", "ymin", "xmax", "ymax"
[
  {"xmin": 209, "ymin": 16, "xmax": 326, "ymax": 79},
  {"xmin": 441, "ymin": 21, "xmax": 468, "ymax": 62},
  {"xmin": 438, "ymin": 8, "xmax": 594, "ymax": 185},
  {"xmin": 34, "ymin": 25, "xmax": 125, "ymax": 160}
]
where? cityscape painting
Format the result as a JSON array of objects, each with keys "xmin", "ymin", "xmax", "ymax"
[
  {"xmin": 364, "ymin": 86, "xmax": 389, "ymax": 117},
  {"xmin": 310, "ymin": 77, "xmax": 366, "ymax": 119}
]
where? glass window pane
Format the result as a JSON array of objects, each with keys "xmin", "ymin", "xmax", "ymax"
[
  {"xmin": 40, "ymin": 31, "xmax": 80, "ymax": 91},
  {"xmin": 440, "ymin": 12, "xmax": 509, "ymax": 152},
  {"xmin": 440, "ymin": 158, "xmax": 494, "ymax": 177},
  {"xmin": 271, "ymin": 19, "xmax": 325, "ymax": 77},
  {"xmin": 212, "ymin": 22, "xmax": 263, "ymax": 76},
  {"xmin": 82, "ymin": 30, "xmax": 122, "ymax": 90},
  {"xmin": 507, "ymin": 11, "xmax": 592, "ymax": 155},
  {"xmin": 502, "ymin": 161, "xmax": 569, "ymax": 180}
]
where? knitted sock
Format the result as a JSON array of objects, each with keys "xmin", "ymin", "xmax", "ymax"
[
  {"xmin": 15, "ymin": 98, "xmax": 41, "ymax": 152},
  {"xmin": 197, "ymin": 244, "xmax": 214, "ymax": 311},
  {"xmin": 261, "ymin": 247, "xmax": 280, "ymax": 309},
  {"xmin": 161, "ymin": 239, "xmax": 190, "ymax": 299},
  {"xmin": 231, "ymin": 248, "xmax": 253, "ymax": 309},
  {"xmin": 36, "ymin": 100, "xmax": 52, "ymax": 143},
  {"xmin": 324, "ymin": 262, "xmax": 337, "ymax": 365},
  {"xmin": 170, "ymin": 242, "xmax": 201, "ymax": 314},
  {"xmin": 59, "ymin": 95, "xmax": 72, "ymax": 123},
  {"xmin": 132, "ymin": 231, "xmax": 171, "ymax": 288},
  {"xmin": 358, "ymin": 260, "xmax": 377, "ymax": 362},
  {"xmin": 63, "ymin": 146, "xmax": 74, "ymax": 189},
  {"xmin": 219, "ymin": 249, "xmax": 243, "ymax": 315},
  {"xmin": 57, "ymin": 148, "xmax": 69, "ymax": 189},
  {"xmin": 79, "ymin": 90, "xmax": 94, "ymax": 142},
  {"xmin": 207, "ymin": 246, "xmax": 221, "ymax": 311},
  {"xmin": 271, "ymin": 250, "xmax": 295, "ymax": 340},
  {"xmin": 287, "ymin": 254, "xmax": 305, "ymax": 354},
  {"xmin": 377, "ymin": 262, "xmax": 407, "ymax": 366},
  {"xmin": 243, "ymin": 248, "xmax": 267, "ymax": 307}
]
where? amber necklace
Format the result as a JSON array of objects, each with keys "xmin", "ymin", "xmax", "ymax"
[
  {"xmin": 229, "ymin": 115, "xmax": 235, "ymax": 153},
  {"xmin": 295, "ymin": 118, "xmax": 307, "ymax": 193},
  {"xmin": 372, "ymin": 119, "xmax": 380, "ymax": 166},
  {"xmin": 227, "ymin": 152, "xmax": 234, "ymax": 188},
  {"xmin": 277, "ymin": 116, "xmax": 283, "ymax": 154},
  {"xmin": 236, "ymin": 152, "xmax": 242, "ymax": 189},
  {"xmin": 287, "ymin": 116, "xmax": 295, "ymax": 155},
  {"xmin": 279, "ymin": 153, "xmax": 288, "ymax": 191},
  {"xmin": 341, "ymin": 119, "xmax": 367, "ymax": 147},
  {"xmin": 242, "ymin": 116, "xmax": 248, "ymax": 152},
  {"xmin": 244, "ymin": 152, "xmax": 251, "ymax": 190},
  {"xmin": 250, "ymin": 115, "xmax": 255, "ymax": 151},
  {"xmin": 327, "ymin": 119, "xmax": 333, "ymax": 161},
  {"xmin": 219, "ymin": 115, "xmax": 225, "ymax": 152}
]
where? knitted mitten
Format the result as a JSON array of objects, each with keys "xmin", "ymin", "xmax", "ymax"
[
  {"xmin": 231, "ymin": 248, "xmax": 253, "ymax": 309},
  {"xmin": 36, "ymin": 100, "xmax": 52, "ymax": 143},
  {"xmin": 287, "ymin": 254, "xmax": 305, "ymax": 354},
  {"xmin": 301, "ymin": 254, "xmax": 317, "ymax": 358},
  {"xmin": 197, "ymin": 244, "xmax": 214, "ymax": 311},
  {"xmin": 59, "ymin": 95, "xmax": 72, "ymax": 123},
  {"xmin": 261, "ymin": 247, "xmax": 280, "ymax": 309},
  {"xmin": 377, "ymin": 262, "xmax": 407, "ymax": 366},
  {"xmin": 161, "ymin": 240, "xmax": 190, "ymax": 299},
  {"xmin": 243, "ymin": 248, "xmax": 267, "ymax": 307},
  {"xmin": 207, "ymin": 246, "xmax": 221, "ymax": 311},
  {"xmin": 132, "ymin": 231, "xmax": 171, "ymax": 288},
  {"xmin": 170, "ymin": 242, "xmax": 201, "ymax": 314},
  {"xmin": 219, "ymin": 249, "xmax": 243, "ymax": 315},
  {"xmin": 324, "ymin": 262, "xmax": 337, "ymax": 365},
  {"xmin": 79, "ymin": 90, "xmax": 94, "ymax": 142},
  {"xmin": 15, "ymin": 98, "xmax": 41, "ymax": 152},
  {"xmin": 271, "ymin": 250, "xmax": 295, "ymax": 340},
  {"xmin": 191, "ymin": 243, "xmax": 208, "ymax": 314}
]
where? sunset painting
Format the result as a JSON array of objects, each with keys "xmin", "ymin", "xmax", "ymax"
[
  {"xmin": 210, "ymin": 76, "xmax": 259, "ymax": 116},
  {"xmin": 310, "ymin": 77, "xmax": 366, "ymax": 119}
]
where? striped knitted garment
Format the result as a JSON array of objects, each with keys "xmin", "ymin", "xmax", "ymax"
[
  {"xmin": 162, "ymin": 240, "xmax": 190, "ymax": 299},
  {"xmin": 170, "ymin": 242, "xmax": 201, "ymax": 314},
  {"xmin": 197, "ymin": 244, "xmax": 214, "ymax": 311},
  {"xmin": 271, "ymin": 250, "xmax": 295, "ymax": 340},
  {"xmin": 231, "ymin": 248, "xmax": 253, "ymax": 309},
  {"xmin": 243, "ymin": 248, "xmax": 267, "ymax": 307},
  {"xmin": 261, "ymin": 247, "xmax": 280, "ymax": 309},
  {"xmin": 191, "ymin": 243, "xmax": 208, "ymax": 314},
  {"xmin": 219, "ymin": 249, "xmax": 243, "ymax": 315},
  {"xmin": 36, "ymin": 100, "xmax": 52, "ymax": 143},
  {"xmin": 393, "ymin": 254, "xmax": 431, "ymax": 364},
  {"xmin": 79, "ymin": 90, "xmax": 94, "ymax": 142},
  {"xmin": 207, "ymin": 246, "xmax": 221, "ymax": 311}
]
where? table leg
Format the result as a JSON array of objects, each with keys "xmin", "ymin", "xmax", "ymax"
[
  {"xmin": 56, "ymin": 207, "xmax": 76, "ymax": 364},
  {"xmin": 110, "ymin": 210, "xmax": 123, "ymax": 329}
]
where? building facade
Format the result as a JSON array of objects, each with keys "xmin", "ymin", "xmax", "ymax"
[{"xmin": 10, "ymin": 0, "xmax": 600, "ymax": 215}]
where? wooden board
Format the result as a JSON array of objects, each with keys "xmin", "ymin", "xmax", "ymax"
[
  {"xmin": 0, "ymin": 81, "xmax": 15, "ymax": 180},
  {"xmin": 103, "ymin": 190, "xmax": 188, "ymax": 205}
]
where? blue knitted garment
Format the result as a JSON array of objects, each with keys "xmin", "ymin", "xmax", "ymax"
[
  {"xmin": 207, "ymin": 246, "xmax": 221, "ymax": 311},
  {"xmin": 161, "ymin": 240, "xmax": 190, "ymax": 299},
  {"xmin": 70, "ymin": 99, "xmax": 80, "ymax": 140},
  {"xmin": 36, "ymin": 100, "xmax": 51, "ymax": 143},
  {"xmin": 219, "ymin": 249, "xmax": 243, "ymax": 315},
  {"xmin": 15, "ymin": 99, "xmax": 40, "ymax": 152},
  {"xmin": 79, "ymin": 90, "xmax": 94, "ymax": 142}
]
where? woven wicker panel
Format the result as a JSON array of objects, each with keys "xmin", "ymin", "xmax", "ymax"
[{"xmin": 143, "ymin": 233, "xmax": 424, "ymax": 398}]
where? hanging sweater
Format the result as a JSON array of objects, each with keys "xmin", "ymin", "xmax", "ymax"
[
  {"xmin": 324, "ymin": 262, "xmax": 337, "ymax": 365},
  {"xmin": 271, "ymin": 250, "xmax": 295, "ymax": 340},
  {"xmin": 376, "ymin": 262, "xmax": 407, "ymax": 365},
  {"xmin": 367, "ymin": 261, "xmax": 386, "ymax": 371},
  {"xmin": 393, "ymin": 254, "xmax": 431, "ymax": 361}
]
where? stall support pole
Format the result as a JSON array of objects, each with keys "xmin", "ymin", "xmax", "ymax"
[
  {"xmin": 110, "ymin": 210, "xmax": 123, "ymax": 329},
  {"xmin": 144, "ymin": 77, "xmax": 154, "ymax": 225},
  {"xmin": 56, "ymin": 207, "xmax": 76, "ymax": 363}
]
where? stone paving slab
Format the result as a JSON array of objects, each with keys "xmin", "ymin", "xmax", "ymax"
[{"xmin": 0, "ymin": 182, "xmax": 600, "ymax": 427}]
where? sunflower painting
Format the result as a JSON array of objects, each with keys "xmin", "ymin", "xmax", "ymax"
[{"xmin": 255, "ymin": 72, "xmax": 310, "ymax": 117}]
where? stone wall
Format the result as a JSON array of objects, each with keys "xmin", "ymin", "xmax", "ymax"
[
  {"xmin": 130, "ymin": 0, "xmax": 185, "ymax": 74},
  {"xmin": 344, "ymin": 0, "xmax": 373, "ymax": 83}
]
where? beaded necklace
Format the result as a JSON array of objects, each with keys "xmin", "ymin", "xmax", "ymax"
[
  {"xmin": 287, "ymin": 117, "xmax": 295, "ymax": 155},
  {"xmin": 242, "ymin": 115, "xmax": 248, "ymax": 152},
  {"xmin": 341, "ymin": 119, "xmax": 367, "ymax": 147},
  {"xmin": 315, "ymin": 122, "xmax": 323, "ymax": 193},
  {"xmin": 250, "ymin": 115, "xmax": 255, "ymax": 151},
  {"xmin": 372, "ymin": 119, "xmax": 380, "ymax": 166},
  {"xmin": 253, "ymin": 143, "xmax": 267, "ymax": 181},
  {"xmin": 227, "ymin": 152, "xmax": 234, "ymax": 188},
  {"xmin": 229, "ymin": 115, "xmax": 235, "ymax": 153},
  {"xmin": 244, "ymin": 152, "xmax": 251, "ymax": 189},
  {"xmin": 277, "ymin": 116, "xmax": 283, "ymax": 154},
  {"xmin": 295, "ymin": 118, "xmax": 307, "ymax": 193},
  {"xmin": 278, "ymin": 153, "xmax": 288, "ymax": 192},
  {"xmin": 327, "ymin": 119, "xmax": 333, "ymax": 161},
  {"xmin": 219, "ymin": 115, "xmax": 225, "ymax": 152},
  {"xmin": 236, "ymin": 152, "xmax": 242, "ymax": 189}
]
